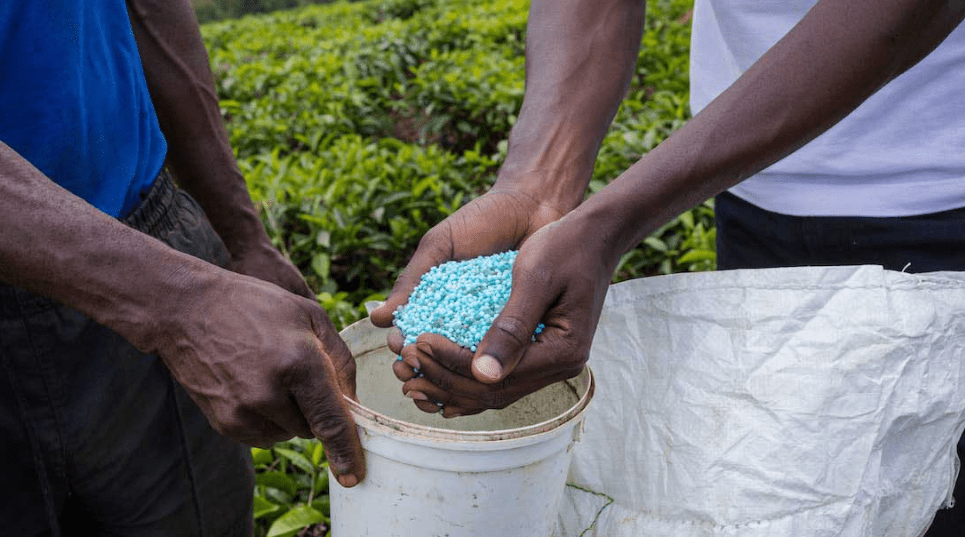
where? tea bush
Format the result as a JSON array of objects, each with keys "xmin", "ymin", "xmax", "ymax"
[
  {"xmin": 205, "ymin": 0, "xmax": 704, "ymax": 329},
  {"xmin": 191, "ymin": 0, "xmax": 339, "ymax": 24}
]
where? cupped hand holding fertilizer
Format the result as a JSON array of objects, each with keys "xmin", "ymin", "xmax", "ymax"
[
  {"xmin": 392, "ymin": 251, "xmax": 544, "ymax": 354},
  {"xmin": 371, "ymin": 202, "xmax": 614, "ymax": 417},
  {"xmin": 388, "ymin": 251, "xmax": 547, "ymax": 416}
]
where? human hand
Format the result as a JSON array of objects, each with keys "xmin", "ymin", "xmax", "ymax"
[
  {"xmin": 391, "ymin": 213, "xmax": 616, "ymax": 415},
  {"xmin": 369, "ymin": 186, "xmax": 566, "ymax": 335},
  {"xmin": 151, "ymin": 269, "xmax": 364, "ymax": 487},
  {"xmin": 392, "ymin": 333, "xmax": 585, "ymax": 417}
]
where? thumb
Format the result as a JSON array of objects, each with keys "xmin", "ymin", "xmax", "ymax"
[{"xmin": 472, "ymin": 278, "xmax": 556, "ymax": 384}]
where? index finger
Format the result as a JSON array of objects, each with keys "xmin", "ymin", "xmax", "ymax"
[
  {"xmin": 417, "ymin": 333, "xmax": 475, "ymax": 377},
  {"xmin": 293, "ymin": 341, "xmax": 366, "ymax": 488},
  {"xmin": 307, "ymin": 300, "xmax": 357, "ymax": 399}
]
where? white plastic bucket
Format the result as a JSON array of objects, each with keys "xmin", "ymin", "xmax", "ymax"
[{"xmin": 331, "ymin": 317, "xmax": 595, "ymax": 537}]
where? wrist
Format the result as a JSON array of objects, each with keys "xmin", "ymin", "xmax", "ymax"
[
  {"xmin": 496, "ymin": 119, "xmax": 602, "ymax": 214},
  {"xmin": 568, "ymin": 154, "xmax": 682, "ymax": 265},
  {"xmin": 119, "ymin": 254, "xmax": 223, "ymax": 357},
  {"xmin": 565, "ymin": 200, "xmax": 629, "ymax": 273},
  {"xmin": 216, "ymin": 208, "xmax": 274, "ymax": 259},
  {"xmin": 492, "ymin": 163, "xmax": 591, "ymax": 216}
]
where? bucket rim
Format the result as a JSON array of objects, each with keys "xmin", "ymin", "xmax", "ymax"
[{"xmin": 343, "ymin": 367, "xmax": 594, "ymax": 443}]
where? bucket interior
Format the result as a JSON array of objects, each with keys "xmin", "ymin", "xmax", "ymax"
[{"xmin": 343, "ymin": 318, "xmax": 592, "ymax": 434}]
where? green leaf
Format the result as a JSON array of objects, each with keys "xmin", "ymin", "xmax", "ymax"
[
  {"xmin": 263, "ymin": 486, "xmax": 294, "ymax": 507},
  {"xmin": 267, "ymin": 506, "xmax": 325, "ymax": 537},
  {"xmin": 677, "ymin": 249, "xmax": 717, "ymax": 264},
  {"xmin": 411, "ymin": 176, "xmax": 437, "ymax": 198},
  {"xmin": 311, "ymin": 253, "xmax": 331, "ymax": 279},
  {"xmin": 311, "ymin": 441, "xmax": 324, "ymax": 467},
  {"xmin": 312, "ymin": 495, "xmax": 332, "ymax": 518},
  {"xmin": 251, "ymin": 447, "xmax": 273, "ymax": 466},
  {"xmin": 314, "ymin": 470, "xmax": 329, "ymax": 495},
  {"xmin": 256, "ymin": 471, "xmax": 299, "ymax": 497},
  {"xmin": 677, "ymin": 210, "xmax": 695, "ymax": 229},
  {"xmin": 253, "ymin": 495, "xmax": 282, "ymax": 520},
  {"xmin": 298, "ymin": 214, "xmax": 327, "ymax": 227},
  {"xmin": 643, "ymin": 236, "xmax": 668, "ymax": 252},
  {"xmin": 316, "ymin": 230, "xmax": 331, "ymax": 248},
  {"xmin": 274, "ymin": 447, "xmax": 316, "ymax": 475}
]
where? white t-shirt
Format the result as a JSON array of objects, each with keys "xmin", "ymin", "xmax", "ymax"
[{"xmin": 690, "ymin": 0, "xmax": 965, "ymax": 216}]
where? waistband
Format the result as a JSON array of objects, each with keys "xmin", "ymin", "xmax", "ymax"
[
  {"xmin": 0, "ymin": 170, "xmax": 179, "ymax": 319},
  {"xmin": 122, "ymin": 169, "xmax": 181, "ymax": 235}
]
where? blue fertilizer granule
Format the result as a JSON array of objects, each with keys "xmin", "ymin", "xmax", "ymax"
[{"xmin": 393, "ymin": 251, "xmax": 545, "ymax": 353}]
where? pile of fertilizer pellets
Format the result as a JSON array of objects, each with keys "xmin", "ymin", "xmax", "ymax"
[{"xmin": 393, "ymin": 250, "xmax": 544, "ymax": 353}]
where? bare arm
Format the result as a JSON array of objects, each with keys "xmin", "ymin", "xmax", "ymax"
[
  {"xmin": 125, "ymin": 0, "xmax": 312, "ymax": 297},
  {"xmin": 0, "ymin": 142, "xmax": 208, "ymax": 340},
  {"xmin": 587, "ymin": 0, "xmax": 965, "ymax": 258},
  {"xmin": 495, "ymin": 0, "xmax": 646, "ymax": 211}
]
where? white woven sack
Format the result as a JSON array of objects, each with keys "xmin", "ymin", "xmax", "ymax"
[{"xmin": 559, "ymin": 266, "xmax": 965, "ymax": 537}]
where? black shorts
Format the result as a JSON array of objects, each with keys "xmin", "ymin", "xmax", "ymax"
[
  {"xmin": 715, "ymin": 190, "xmax": 965, "ymax": 274},
  {"xmin": 715, "ymin": 190, "xmax": 965, "ymax": 535},
  {"xmin": 0, "ymin": 171, "xmax": 254, "ymax": 537}
]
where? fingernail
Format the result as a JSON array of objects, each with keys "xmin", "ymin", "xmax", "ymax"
[
  {"xmin": 474, "ymin": 354, "xmax": 502, "ymax": 381},
  {"xmin": 405, "ymin": 391, "xmax": 429, "ymax": 401},
  {"xmin": 337, "ymin": 473, "xmax": 359, "ymax": 488}
]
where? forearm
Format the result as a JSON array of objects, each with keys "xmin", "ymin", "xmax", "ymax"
[
  {"xmin": 496, "ymin": 0, "xmax": 646, "ymax": 213},
  {"xmin": 125, "ymin": 0, "xmax": 266, "ymax": 258},
  {"xmin": 582, "ymin": 0, "xmax": 965, "ymax": 260},
  {"xmin": 0, "ymin": 142, "xmax": 215, "ymax": 352}
]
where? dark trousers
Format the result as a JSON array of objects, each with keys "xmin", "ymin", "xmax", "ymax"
[
  {"xmin": 715, "ymin": 190, "xmax": 965, "ymax": 535},
  {"xmin": 0, "ymin": 172, "xmax": 254, "ymax": 536}
]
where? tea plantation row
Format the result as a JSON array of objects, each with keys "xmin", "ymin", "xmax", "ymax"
[{"xmin": 202, "ymin": 0, "xmax": 708, "ymax": 331}]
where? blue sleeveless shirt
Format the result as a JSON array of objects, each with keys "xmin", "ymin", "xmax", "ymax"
[{"xmin": 0, "ymin": 1, "xmax": 167, "ymax": 218}]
